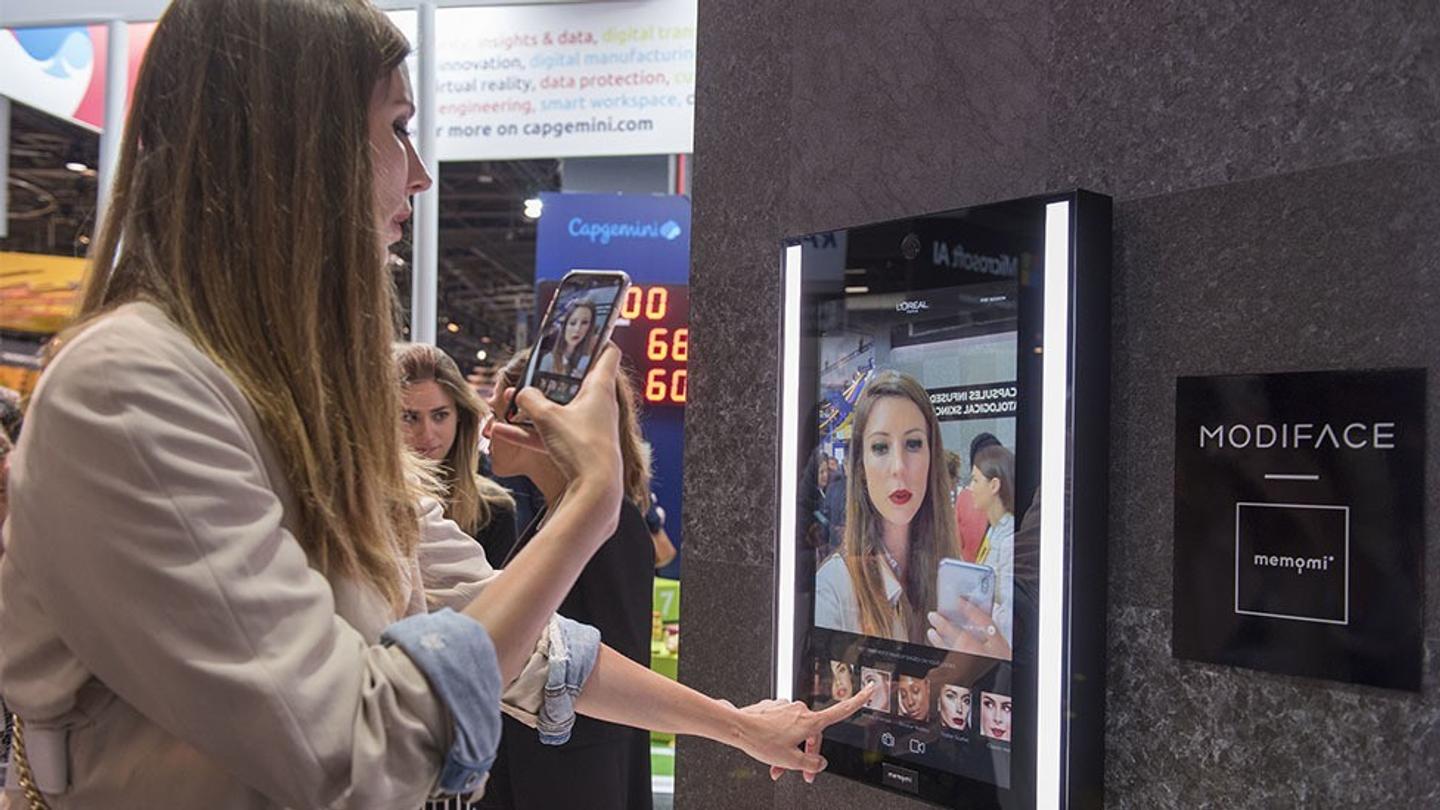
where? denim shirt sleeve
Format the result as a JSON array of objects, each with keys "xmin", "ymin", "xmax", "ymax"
[
  {"xmin": 536, "ymin": 614, "xmax": 602, "ymax": 745},
  {"xmin": 381, "ymin": 608, "xmax": 502, "ymax": 796}
]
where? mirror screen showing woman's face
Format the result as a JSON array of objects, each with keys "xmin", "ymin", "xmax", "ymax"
[
  {"xmin": 810, "ymin": 278, "xmax": 1020, "ymax": 658},
  {"xmin": 798, "ymin": 206, "xmax": 1043, "ymax": 797}
]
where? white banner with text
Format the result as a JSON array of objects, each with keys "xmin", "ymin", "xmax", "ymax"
[{"xmin": 391, "ymin": 0, "xmax": 695, "ymax": 161}]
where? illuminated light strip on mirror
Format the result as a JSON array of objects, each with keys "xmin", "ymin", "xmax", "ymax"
[
  {"xmin": 1037, "ymin": 200, "xmax": 1071, "ymax": 810},
  {"xmin": 775, "ymin": 243, "xmax": 804, "ymax": 701}
]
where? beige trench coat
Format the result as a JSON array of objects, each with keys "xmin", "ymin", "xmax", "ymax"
[{"xmin": 0, "ymin": 303, "xmax": 569, "ymax": 809}]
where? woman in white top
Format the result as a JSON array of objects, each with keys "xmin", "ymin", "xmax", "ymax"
[
  {"xmin": 813, "ymin": 371, "xmax": 961, "ymax": 645},
  {"xmin": 0, "ymin": 1, "xmax": 867, "ymax": 806},
  {"xmin": 967, "ymin": 444, "xmax": 1017, "ymax": 646}
]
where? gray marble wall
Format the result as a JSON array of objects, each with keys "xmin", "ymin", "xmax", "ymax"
[{"xmin": 679, "ymin": 1, "xmax": 1440, "ymax": 807}]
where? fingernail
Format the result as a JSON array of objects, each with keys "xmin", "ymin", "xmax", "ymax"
[
  {"xmin": 804, "ymin": 772, "xmax": 814, "ymax": 784},
  {"xmin": 927, "ymin": 611, "xmax": 940, "ymax": 623},
  {"xmin": 818, "ymin": 757, "xmax": 828, "ymax": 770}
]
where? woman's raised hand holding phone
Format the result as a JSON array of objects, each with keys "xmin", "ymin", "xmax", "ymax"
[
  {"xmin": 490, "ymin": 343, "xmax": 624, "ymax": 503},
  {"xmin": 927, "ymin": 597, "xmax": 1013, "ymax": 658}
]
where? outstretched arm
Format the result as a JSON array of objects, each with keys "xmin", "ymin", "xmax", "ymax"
[{"xmin": 575, "ymin": 645, "xmax": 873, "ymax": 780}]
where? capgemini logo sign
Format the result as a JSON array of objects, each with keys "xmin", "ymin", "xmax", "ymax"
[{"xmin": 568, "ymin": 216, "xmax": 685, "ymax": 245}]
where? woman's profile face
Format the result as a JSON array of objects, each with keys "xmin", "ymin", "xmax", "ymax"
[
  {"xmin": 401, "ymin": 380, "xmax": 457, "ymax": 461},
  {"xmin": 980, "ymin": 691, "xmax": 1012, "ymax": 741},
  {"xmin": 862, "ymin": 396, "xmax": 930, "ymax": 529},
  {"xmin": 368, "ymin": 67, "xmax": 432, "ymax": 249},
  {"xmin": 968, "ymin": 465, "xmax": 998, "ymax": 512},
  {"xmin": 563, "ymin": 306, "xmax": 594, "ymax": 349},
  {"xmin": 939, "ymin": 685, "xmax": 970, "ymax": 731}
]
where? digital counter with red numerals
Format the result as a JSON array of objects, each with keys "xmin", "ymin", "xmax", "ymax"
[
  {"xmin": 610, "ymin": 283, "xmax": 689, "ymax": 405},
  {"xmin": 535, "ymin": 281, "xmax": 690, "ymax": 406}
]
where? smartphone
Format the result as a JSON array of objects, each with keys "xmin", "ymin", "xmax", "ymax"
[
  {"xmin": 936, "ymin": 558, "xmax": 996, "ymax": 629},
  {"xmin": 507, "ymin": 269, "xmax": 630, "ymax": 421}
]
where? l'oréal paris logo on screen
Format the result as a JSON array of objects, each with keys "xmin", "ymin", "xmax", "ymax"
[
  {"xmin": 895, "ymin": 300, "xmax": 930, "ymax": 315},
  {"xmin": 568, "ymin": 217, "xmax": 683, "ymax": 245}
]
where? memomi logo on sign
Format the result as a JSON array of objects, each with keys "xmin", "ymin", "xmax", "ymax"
[{"xmin": 1234, "ymin": 502, "xmax": 1349, "ymax": 625}]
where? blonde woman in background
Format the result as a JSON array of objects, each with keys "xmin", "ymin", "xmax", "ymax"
[
  {"xmin": 0, "ymin": 1, "xmax": 869, "ymax": 806},
  {"xmin": 396, "ymin": 342, "xmax": 518, "ymax": 560}
]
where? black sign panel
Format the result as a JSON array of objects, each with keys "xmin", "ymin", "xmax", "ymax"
[{"xmin": 1172, "ymin": 369, "xmax": 1425, "ymax": 691}]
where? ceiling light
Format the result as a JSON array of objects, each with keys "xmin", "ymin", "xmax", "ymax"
[
  {"xmin": 446, "ymin": 322, "xmax": 460, "ymax": 333},
  {"xmin": 475, "ymin": 349, "xmax": 488, "ymax": 361},
  {"xmin": 65, "ymin": 162, "xmax": 88, "ymax": 173},
  {"xmin": 844, "ymin": 286, "xmax": 870, "ymax": 294},
  {"xmin": 523, "ymin": 198, "xmax": 544, "ymax": 220}
]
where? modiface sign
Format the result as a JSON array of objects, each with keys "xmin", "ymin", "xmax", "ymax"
[{"xmin": 1173, "ymin": 369, "xmax": 1425, "ymax": 691}]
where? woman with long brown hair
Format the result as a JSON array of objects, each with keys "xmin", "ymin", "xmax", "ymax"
[
  {"xmin": 395, "ymin": 342, "xmax": 517, "ymax": 557},
  {"xmin": 814, "ymin": 370, "xmax": 961, "ymax": 644},
  {"xmin": 0, "ymin": 1, "xmax": 867, "ymax": 806},
  {"xmin": 538, "ymin": 301, "xmax": 598, "ymax": 377}
]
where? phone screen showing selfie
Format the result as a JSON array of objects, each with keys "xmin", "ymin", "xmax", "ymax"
[{"xmin": 525, "ymin": 271, "xmax": 628, "ymax": 406}]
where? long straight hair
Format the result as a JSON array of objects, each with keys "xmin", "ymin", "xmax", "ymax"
[
  {"xmin": 395, "ymin": 342, "xmax": 515, "ymax": 534},
  {"xmin": 545, "ymin": 301, "xmax": 598, "ymax": 376},
  {"xmin": 66, "ymin": 0, "xmax": 419, "ymax": 604},
  {"xmin": 842, "ymin": 370, "xmax": 959, "ymax": 642}
]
